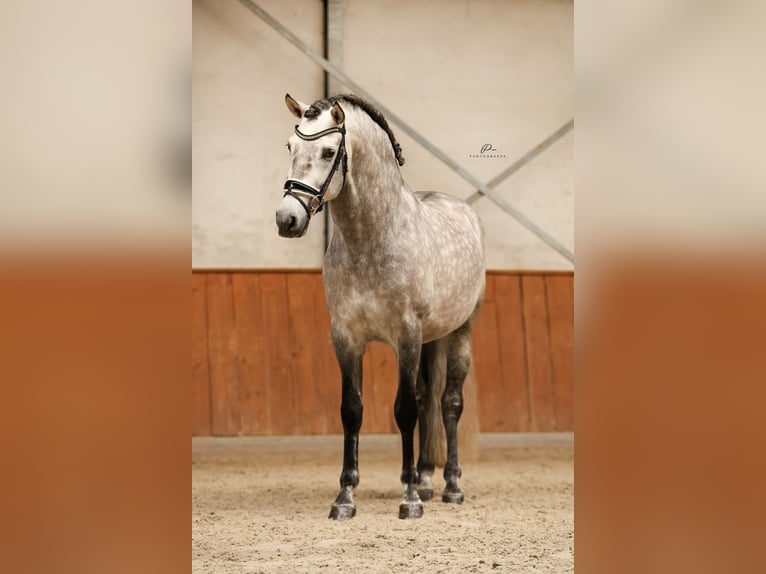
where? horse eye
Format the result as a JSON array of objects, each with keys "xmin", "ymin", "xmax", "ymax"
[{"xmin": 322, "ymin": 148, "xmax": 335, "ymax": 160}]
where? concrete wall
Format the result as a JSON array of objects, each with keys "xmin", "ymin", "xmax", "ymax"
[
  {"xmin": 193, "ymin": 0, "xmax": 326, "ymax": 268},
  {"xmin": 193, "ymin": 0, "xmax": 573, "ymax": 270}
]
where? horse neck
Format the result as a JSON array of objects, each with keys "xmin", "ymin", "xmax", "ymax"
[{"xmin": 329, "ymin": 113, "xmax": 411, "ymax": 245}]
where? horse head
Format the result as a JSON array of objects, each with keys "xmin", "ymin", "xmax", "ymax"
[{"xmin": 276, "ymin": 94, "xmax": 347, "ymax": 238}]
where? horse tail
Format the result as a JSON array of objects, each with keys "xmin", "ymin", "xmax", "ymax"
[
  {"xmin": 419, "ymin": 341, "xmax": 480, "ymax": 467},
  {"xmin": 419, "ymin": 339, "xmax": 448, "ymax": 466}
]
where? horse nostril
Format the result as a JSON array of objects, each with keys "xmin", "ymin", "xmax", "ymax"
[{"xmin": 288, "ymin": 216, "xmax": 297, "ymax": 230}]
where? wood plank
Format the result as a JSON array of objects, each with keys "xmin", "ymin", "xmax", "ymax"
[
  {"xmin": 471, "ymin": 275, "xmax": 506, "ymax": 431},
  {"xmin": 365, "ymin": 342, "xmax": 398, "ymax": 433},
  {"xmin": 493, "ymin": 274, "xmax": 531, "ymax": 431},
  {"xmin": 191, "ymin": 274, "xmax": 211, "ymax": 435},
  {"xmin": 286, "ymin": 273, "xmax": 325, "ymax": 434},
  {"xmin": 521, "ymin": 275, "xmax": 557, "ymax": 431},
  {"xmin": 193, "ymin": 269, "xmax": 573, "ymax": 436},
  {"xmin": 379, "ymin": 343, "xmax": 399, "ymax": 433},
  {"xmin": 312, "ymin": 278, "xmax": 343, "ymax": 434},
  {"xmin": 206, "ymin": 274, "xmax": 241, "ymax": 435},
  {"xmin": 361, "ymin": 344, "xmax": 377, "ymax": 432},
  {"xmin": 231, "ymin": 274, "xmax": 270, "ymax": 435},
  {"xmin": 258, "ymin": 273, "xmax": 295, "ymax": 435},
  {"xmin": 546, "ymin": 275, "xmax": 574, "ymax": 431}
]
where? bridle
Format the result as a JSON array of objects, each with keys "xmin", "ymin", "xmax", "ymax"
[{"xmin": 282, "ymin": 123, "xmax": 347, "ymax": 218}]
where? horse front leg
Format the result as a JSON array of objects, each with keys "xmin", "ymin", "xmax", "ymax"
[
  {"xmin": 395, "ymin": 331, "xmax": 423, "ymax": 519},
  {"xmin": 329, "ymin": 333, "xmax": 364, "ymax": 520}
]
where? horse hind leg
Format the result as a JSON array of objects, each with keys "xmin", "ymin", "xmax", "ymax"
[
  {"xmin": 441, "ymin": 321, "xmax": 474, "ymax": 504},
  {"xmin": 416, "ymin": 339, "xmax": 447, "ymax": 502}
]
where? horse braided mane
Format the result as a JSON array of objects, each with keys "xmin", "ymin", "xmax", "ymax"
[{"xmin": 303, "ymin": 94, "xmax": 405, "ymax": 166}]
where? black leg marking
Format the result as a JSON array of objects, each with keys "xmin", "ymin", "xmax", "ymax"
[
  {"xmin": 395, "ymin": 333, "xmax": 424, "ymax": 519},
  {"xmin": 329, "ymin": 335, "xmax": 364, "ymax": 520}
]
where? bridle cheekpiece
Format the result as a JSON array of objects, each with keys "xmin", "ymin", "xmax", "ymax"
[{"xmin": 282, "ymin": 123, "xmax": 347, "ymax": 219}]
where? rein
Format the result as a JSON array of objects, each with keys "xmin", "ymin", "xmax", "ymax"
[{"xmin": 282, "ymin": 124, "xmax": 348, "ymax": 218}]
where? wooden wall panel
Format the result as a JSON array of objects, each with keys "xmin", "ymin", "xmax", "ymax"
[
  {"xmin": 257, "ymin": 274, "xmax": 295, "ymax": 435},
  {"xmin": 310, "ymin": 281, "xmax": 342, "ymax": 434},
  {"xmin": 522, "ymin": 275, "xmax": 557, "ymax": 431},
  {"xmin": 287, "ymin": 273, "xmax": 327, "ymax": 435},
  {"xmin": 192, "ymin": 270, "xmax": 573, "ymax": 435},
  {"xmin": 231, "ymin": 274, "xmax": 269, "ymax": 435},
  {"xmin": 191, "ymin": 274, "xmax": 211, "ymax": 435},
  {"xmin": 493, "ymin": 274, "xmax": 531, "ymax": 432},
  {"xmin": 546, "ymin": 275, "xmax": 575, "ymax": 431},
  {"xmin": 365, "ymin": 342, "xmax": 399, "ymax": 433},
  {"xmin": 471, "ymin": 275, "xmax": 505, "ymax": 431},
  {"xmin": 206, "ymin": 274, "xmax": 241, "ymax": 435}
]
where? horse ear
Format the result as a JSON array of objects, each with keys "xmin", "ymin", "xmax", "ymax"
[
  {"xmin": 331, "ymin": 102, "xmax": 345, "ymax": 125},
  {"xmin": 285, "ymin": 93, "xmax": 307, "ymax": 118}
]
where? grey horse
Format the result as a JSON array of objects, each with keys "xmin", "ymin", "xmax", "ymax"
[{"xmin": 275, "ymin": 94, "xmax": 485, "ymax": 520}]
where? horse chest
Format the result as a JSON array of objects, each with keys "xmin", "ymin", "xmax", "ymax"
[
  {"xmin": 325, "ymin": 264, "xmax": 427, "ymax": 342},
  {"xmin": 332, "ymin": 279, "xmax": 415, "ymax": 324}
]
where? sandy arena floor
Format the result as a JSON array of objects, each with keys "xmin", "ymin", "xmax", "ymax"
[{"xmin": 192, "ymin": 433, "xmax": 573, "ymax": 573}]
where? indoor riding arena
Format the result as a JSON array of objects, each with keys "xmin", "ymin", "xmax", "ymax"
[{"xmin": 193, "ymin": 1, "xmax": 573, "ymax": 572}]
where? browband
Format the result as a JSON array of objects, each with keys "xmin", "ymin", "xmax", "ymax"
[{"xmin": 294, "ymin": 125, "xmax": 345, "ymax": 141}]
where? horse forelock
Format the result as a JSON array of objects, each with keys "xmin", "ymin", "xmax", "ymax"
[{"xmin": 303, "ymin": 95, "xmax": 405, "ymax": 166}]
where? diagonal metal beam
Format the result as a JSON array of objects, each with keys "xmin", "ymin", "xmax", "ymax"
[
  {"xmin": 236, "ymin": 0, "xmax": 574, "ymax": 264},
  {"xmin": 466, "ymin": 120, "xmax": 574, "ymax": 204}
]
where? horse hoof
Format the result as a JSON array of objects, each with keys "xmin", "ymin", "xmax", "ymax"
[
  {"xmin": 417, "ymin": 487, "xmax": 434, "ymax": 502},
  {"xmin": 442, "ymin": 491, "xmax": 464, "ymax": 504},
  {"xmin": 329, "ymin": 504, "xmax": 356, "ymax": 520},
  {"xmin": 398, "ymin": 501, "xmax": 424, "ymax": 519}
]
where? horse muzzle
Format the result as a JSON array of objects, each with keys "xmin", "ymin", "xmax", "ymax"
[{"xmin": 276, "ymin": 202, "xmax": 309, "ymax": 238}]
